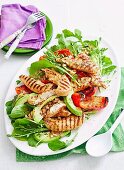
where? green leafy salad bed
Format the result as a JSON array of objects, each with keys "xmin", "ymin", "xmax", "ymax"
[{"xmin": 6, "ymin": 29, "xmax": 116, "ymax": 151}]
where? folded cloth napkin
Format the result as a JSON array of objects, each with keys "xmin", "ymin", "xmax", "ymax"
[
  {"xmin": 0, "ymin": 4, "xmax": 46, "ymax": 49},
  {"xmin": 16, "ymin": 68, "xmax": 124, "ymax": 162}
]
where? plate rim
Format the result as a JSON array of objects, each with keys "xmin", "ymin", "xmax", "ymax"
[{"xmin": 4, "ymin": 37, "xmax": 121, "ymax": 156}]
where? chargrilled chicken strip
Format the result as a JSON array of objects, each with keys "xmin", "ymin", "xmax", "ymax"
[
  {"xmin": 91, "ymin": 76, "xmax": 106, "ymax": 88},
  {"xmin": 72, "ymin": 76, "xmax": 106, "ymax": 92},
  {"xmin": 28, "ymin": 97, "xmax": 71, "ymax": 119},
  {"xmin": 43, "ymin": 69, "xmax": 71, "ymax": 96},
  {"xmin": 55, "ymin": 75, "xmax": 71, "ymax": 96},
  {"xmin": 28, "ymin": 90, "xmax": 55, "ymax": 105},
  {"xmin": 42, "ymin": 68, "xmax": 62, "ymax": 84},
  {"xmin": 48, "ymin": 103, "xmax": 66, "ymax": 117},
  {"xmin": 19, "ymin": 75, "xmax": 54, "ymax": 94},
  {"xmin": 56, "ymin": 53, "xmax": 100, "ymax": 75},
  {"xmin": 55, "ymin": 109, "xmax": 71, "ymax": 117},
  {"xmin": 41, "ymin": 98, "xmax": 70, "ymax": 118},
  {"xmin": 44, "ymin": 114, "xmax": 85, "ymax": 132}
]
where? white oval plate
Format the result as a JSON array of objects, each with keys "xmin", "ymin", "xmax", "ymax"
[{"xmin": 4, "ymin": 37, "xmax": 120, "ymax": 156}]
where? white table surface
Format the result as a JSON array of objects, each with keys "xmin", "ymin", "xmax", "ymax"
[{"xmin": 0, "ymin": 0, "xmax": 124, "ymax": 170}]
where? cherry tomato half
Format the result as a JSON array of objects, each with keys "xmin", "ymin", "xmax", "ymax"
[{"xmin": 71, "ymin": 93, "xmax": 81, "ymax": 107}]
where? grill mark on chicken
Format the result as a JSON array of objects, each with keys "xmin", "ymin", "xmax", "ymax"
[
  {"xmin": 62, "ymin": 117, "xmax": 66, "ymax": 131},
  {"xmin": 32, "ymin": 83, "xmax": 37, "ymax": 89},
  {"xmin": 44, "ymin": 114, "xmax": 85, "ymax": 132},
  {"xmin": 74, "ymin": 116, "xmax": 78, "ymax": 128},
  {"xmin": 43, "ymin": 68, "xmax": 61, "ymax": 84},
  {"xmin": 19, "ymin": 75, "xmax": 54, "ymax": 94},
  {"xmin": 43, "ymin": 69, "xmax": 71, "ymax": 96},
  {"xmin": 39, "ymin": 98, "xmax": 65, "ymax": 118},
  {"xmin": 61, "ymin": 82, "xmax": 68, "ymax": 87},
  {"xmin": 72, "ymin": 76, "xmax": 106, "ymax": 92},
  {"xmin": 32, "ymin": 81, "xmax": 38, "ymax": 88},
  {"xmin": 56, "ymin": 53, "xmax": 100, "ymax": 75},
  {"xmin": 28, "ymin": 79, "xmax": 34, "ymax": 86},
  {"xmin": 91, "ymin": 76, "xmax": 106, "ymax": 88},
  {"xmin": 55, "ymin": 109, "xmax": 71, "ymax": 117},
  {"xmin": 26, "ymin": 77, "xmax": 30, "ymax": 82},
  {"xmin": 58, "ymin": 119, "xmax": 61, "ymax": 131},
  {"xmin": 19, "ymin": 75, "xmax": 45, "ymax": 93},
  {"xmin": 71, "ymin": 116, "xmax": 75, "ymax": 129}
]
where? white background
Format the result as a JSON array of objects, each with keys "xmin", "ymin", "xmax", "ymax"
[{"xmin": 0, "ymin": 0, "xmax": 124, "ymax": 170}]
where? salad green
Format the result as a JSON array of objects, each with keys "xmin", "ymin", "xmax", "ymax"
[
  {"xmin": 6, "ymin": 29, "xmax": 117, "ymax": 152},
  {"xmin": 6, "ymin": 95, "xmax": 74, "ymax": 150},
  {"xmin": 48, "ymin": 133, "xmax": 77, "ymax": 151},
  {"xmin": 16, "ymin": 80, "xmax": 21, "ymax": 85},
  {"xmin": 50, "ymin": 29, "xmax": 116, "ymax": 76}
]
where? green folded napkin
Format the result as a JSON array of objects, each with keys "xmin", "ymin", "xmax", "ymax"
[{"xmin": 16, "ymin": 68, "xmax": 124, "ymax": 162}]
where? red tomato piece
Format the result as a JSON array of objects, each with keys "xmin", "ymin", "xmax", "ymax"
[
  {"xmin": 56, "ymin": 49, "xmax": 72, "ymax": 56},
  {"xmin": 71, "ymin": 93, "xmax": 81, "ymax": 107},
  {"xmin": 15, "ymin": 85, "xmax": 31, "ymax": 94},
  {"xmin": 76, "ymin": 70, "xmax": 88, "ymax": 78},
  {"xmin": 83, "ymin": 87, "xmax": 98, "ymax": 97},
  {"xmin": 80, "ymin": 96, "xmax": 108, "ymax": 110},
  {"xmin": 41, "ymin": 79, "xmax": 50, "ymax": 84}
]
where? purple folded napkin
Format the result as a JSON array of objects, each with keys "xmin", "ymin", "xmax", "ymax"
[{"xmin": 0, "ymin": 4, "xmax": 46, "ymax": 49}]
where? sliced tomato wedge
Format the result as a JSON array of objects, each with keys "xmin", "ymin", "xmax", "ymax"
[
  {"xmin": 71, "ymin": 93, "xmax": 81, "ymax": 107},
  {"xmin": 56, "ymin": 49, "xmax": 72, "ymax": 56},
  {"xmin": 15, "ymin": 85, "xmax": 31, "ymax": 94},
  {"xmin": 80, "ymin": 96, "xmax": 108, "ymax": 110},
  {"xmin": 82, "ymin": 87, "xmax": 98, "ymax": 97}
]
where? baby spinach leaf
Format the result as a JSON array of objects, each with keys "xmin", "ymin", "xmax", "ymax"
[
  {"xmin": 8, "ymin": 118, "xmax": 48, "ymax": 141},
  {"xmin": 62, "ymin": 29, "xmax": 74, "ymax": 38},
  {"xmin": 11, "ymin": 127, "xmax": 30, "ymax": 138},
  {"xmin": 29, "ymin": 59, "xmax": 54, "ymax": 75},
  {"xmin": 28, "ymin": 134, "xmax": 40, "ymax": 147},
  {"xmin": 48, "ymin": 132, "xmax": 76, "ymax": 151},
  {"xmin": 56, "ymin": 33, "xmax": 62, "ymax": 39},
  {"xmin": 48, "ymin": 139, "xmax": 66, "ymax": 151},
  {"xmin": 6, "ymin": 96, "xmax": 17, "ymax": 115},
  {"xmin": 9, "ymin": 104, "xmax": 31, "ymax": 119},
  {"xmin": 74, "ymin": 29, "xmax": 82, "ymax": 40},
  {"xmin": 8, "ymin": 129, "xmax": 28, "ymax": 141},
  {"xmin": 6, "ymin": 101, "xmax": 14, "ymax": 115},
  {"xmin": 50, "ymin": 45, "xmax": 60, "ymax": 52},
  {"xmin": 14, "ymin": 136, "xmax": 27, "ymax": 141},
  {"xmin": 13, "ymin": 118, "xmax": 41, "ymax": 129}
]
